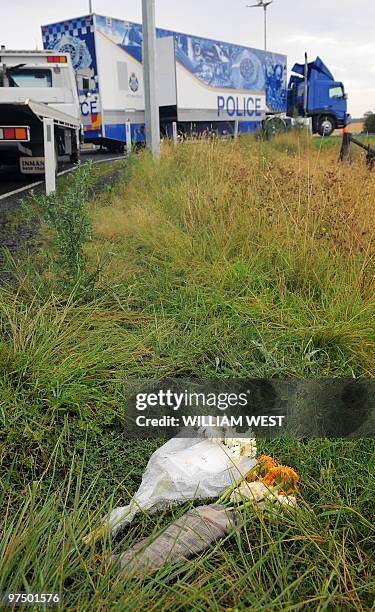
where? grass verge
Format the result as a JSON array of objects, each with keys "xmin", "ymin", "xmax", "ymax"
[{"xmin": 0, "ymin": 134, "xmax": 374, "ymax": 610}]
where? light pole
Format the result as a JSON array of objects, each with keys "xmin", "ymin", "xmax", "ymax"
[
  {"xmin": 142, "ymin": 0, "xmax": 161, "ymax": 158},
  {"xmin": 246, "ymin": 0, "xmax": 274, "ymax": 52}
]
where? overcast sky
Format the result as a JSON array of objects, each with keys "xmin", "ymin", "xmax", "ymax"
[{"xmin": 1, "ymin": 0, "xmax": 374, "ymax": 117}]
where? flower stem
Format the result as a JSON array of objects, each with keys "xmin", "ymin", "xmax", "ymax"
[
  {"xmin": 234, "ymin": 486, "xmax": 280, "ymax": 512},
  {"xmin": 216, "ymin": 464, "xmax": 259, "ymax": 505}
]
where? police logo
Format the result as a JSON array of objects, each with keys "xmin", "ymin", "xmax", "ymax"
[
  {"xmin": 240, "ymin": 58, "xmax": 255, "ymax": 81},
  {"xmin": 129, "ymin": 73, "xmax": 139, "ymax": 92},
  {"xmin": 52, "ymin": 34, "xmax": 92, "ymax": 70}
]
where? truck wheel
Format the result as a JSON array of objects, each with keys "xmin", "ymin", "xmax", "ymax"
[
  {"xmin": 106, "ymin": 142, "xmax": 124, "ymax": 154},
  {"xmin": 70, "ymin": 149, "xmax": 80, "ymax": 164},
  {"xmin": 318, "ymin": 116, "xmax": 335, "ymax": 137},
  {"xmin": 70, "ymin": 133, "xmax": 80, "ymax": 164}
]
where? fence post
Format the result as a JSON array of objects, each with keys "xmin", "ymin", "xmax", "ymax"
[
  {"xmin": 125, "ymin": 121, "xmax": 132, "ymax": 156},
  {"xmin": 43, "ymin": 118, "xmax": 56, "ymax": 195},
  {"xmin": 339, "ymin": 130, "xmax": 351, "ymax": 162},
  {"xmin": 172, "ymin": 121, "xmax": 178, "ymax": 146}
]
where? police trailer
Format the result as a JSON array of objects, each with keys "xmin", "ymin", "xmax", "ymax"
[{"xmin": 41, "ymin": 13, "xmax": 349, "ymax": 150}]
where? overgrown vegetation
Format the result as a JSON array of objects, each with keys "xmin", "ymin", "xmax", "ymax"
[
  {"xmin": 32, "ymin": 162, "xmax": 94, "ymax": 287},
  {"xmin": 0, "ymin": 134, "xmax": 374, "ymax": 609}
]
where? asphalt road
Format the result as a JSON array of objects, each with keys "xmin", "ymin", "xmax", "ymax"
[
  {"xmin": 0, "ymin": 166, "xmax": 36, "ymax": 197},
  {"xmin": 0, "ymin": 150, "xmax": 124, "ymax": 197}
]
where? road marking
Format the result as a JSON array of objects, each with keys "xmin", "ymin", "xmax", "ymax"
[
  {"xmin": 0, "ymin": 156, "xmax": 125, "ymax": 201},
  {"xmin": 0, "ymin": 180, "xmax": 43, "ymax": 201}
]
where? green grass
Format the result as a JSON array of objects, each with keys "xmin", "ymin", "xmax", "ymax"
[
  {"xmin": 0, "ymin": 136, "xmax": 374, "ymax": 610},
  {"xmin": 312, "ymin": 134, "xmax": 375, "ymax": 150},
  {"xmin": 1, "ymin": 440, "xmax": 374, "ymax": 610}
]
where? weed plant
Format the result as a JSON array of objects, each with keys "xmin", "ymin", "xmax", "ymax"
[{"xmin": 32, "ymin": 163, "xmax": 94, "ymax": 287}]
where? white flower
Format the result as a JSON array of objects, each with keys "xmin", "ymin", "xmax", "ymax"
[
  {"xmin": 230, "ymin": 481, "xmax": 271, "ymax": 503},
  {"xmin": 230, "ymin": 481, "xmax": 297, "ymax": 510},
  {"xmin": 199, "ymin": 425, "xmax": 257, "ymax": 462},
  {"xmin": 224, "ymin": 436, "xmax": 257, "ymax": 460},
  {"xmin": 276, "ymin": 495, "xmax": 297, "ymax": 508}
]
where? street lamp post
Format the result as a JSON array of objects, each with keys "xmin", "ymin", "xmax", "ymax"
[
  {"xmin": 246, "ymin": 0, "xmax": 274, "ymax": 52},
  {"xmin": 142, "ymin": 0, "xmax": 161, "ymax": 158}
]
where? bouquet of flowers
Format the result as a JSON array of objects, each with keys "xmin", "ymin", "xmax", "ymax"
[
  {"xmin": 110, "ymin": 451, "xmax": 300, "ymax": 578},
  {"xmin": 84, "ymin": 428, "xmax": 258, "ymax": 544}
]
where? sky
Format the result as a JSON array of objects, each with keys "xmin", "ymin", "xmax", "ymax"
[{"xmin": 1, "ymin": 0, "xmax": 374, "ymax": 117}]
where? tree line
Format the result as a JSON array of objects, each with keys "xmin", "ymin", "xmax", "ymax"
[{"xmin": 363, "ymin": 111, "xmax": 375, "ymax": 133}]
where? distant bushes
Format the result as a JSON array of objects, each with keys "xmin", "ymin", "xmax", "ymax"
[{"xmin": 364, "ymin": 112, "xmax": 375, "ymax": 133}]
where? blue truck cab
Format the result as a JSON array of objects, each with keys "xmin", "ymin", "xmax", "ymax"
[{"xmin": 287, "ymin": 56, "xmax": 350, "ymax": 136}]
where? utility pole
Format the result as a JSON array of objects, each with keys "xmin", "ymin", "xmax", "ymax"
[
  {"xmin": 303, "ymin": 52, "xmax": 308, "ymax": 117},
  {"xmin": 246, "ymin": 0, "xmax": 274, "ymax": 52},
  {"xmin": 142, "ymin": 0, "xmax": 160, "ymax": 158}
]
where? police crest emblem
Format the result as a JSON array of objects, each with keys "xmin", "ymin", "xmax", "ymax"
[{"xmin": 129, "ymin": 73, "xmax": 139, "ymax": 92}]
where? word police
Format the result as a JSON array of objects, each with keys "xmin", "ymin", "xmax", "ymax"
[{"xmin": 217, "ymin": 95, "xmax": 264, "ymax": 118}]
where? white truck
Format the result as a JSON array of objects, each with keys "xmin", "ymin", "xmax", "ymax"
[{"xmin": 0, "ymin": 49, "xmax": 81, "ymax": 174}]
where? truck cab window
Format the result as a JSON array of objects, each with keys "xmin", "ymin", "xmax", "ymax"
[
  {"xmin": 329, "ymin": 86, "xmax": 344, "ymax": 100},
  {"xmin": 8, "ymin": 68, "xmax": 52, "ymax": 88}
]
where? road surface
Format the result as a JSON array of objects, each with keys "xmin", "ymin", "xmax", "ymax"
[{"xmin": 0, "ymin": 150, "xmax": 124, "ymax": 197}]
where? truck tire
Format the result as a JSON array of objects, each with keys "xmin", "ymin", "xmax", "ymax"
[
  {"xmin": 105, "ymin": 141, "xmax": 124, "ymax": 154},
  {"xmin": 70, "ymin": 132, "xmax": 80, "ymax": 164},
  {"xmin": 318, "ymin": 116, "xmax": 335, "ymax": 137}
]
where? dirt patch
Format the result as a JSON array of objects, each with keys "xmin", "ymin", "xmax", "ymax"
[{"xmin": 87, "ymin": 167, "xmax": 126, "ymax": 199}]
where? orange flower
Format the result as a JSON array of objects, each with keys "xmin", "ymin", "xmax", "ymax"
[
  {"xmin": 256, "ymin": 455, "xmax": 279, "ymax": 476},
  {"xmin": 261, "ymin": 465, "xmax": 300, "ymax": 494}
]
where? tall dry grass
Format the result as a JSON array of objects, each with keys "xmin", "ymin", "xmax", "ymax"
[
  {"xmin": 89, "ymin": 133, "xmax": 374, "ymax": 375},
  {"xmin": 93, "ymin": 133, "xmax": 374, "ymax": 267}
]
